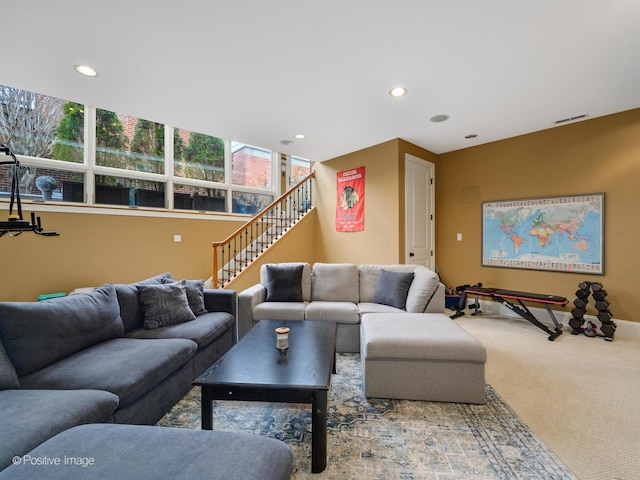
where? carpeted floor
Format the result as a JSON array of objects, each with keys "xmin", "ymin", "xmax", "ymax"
[{"xmin": 158, "ymin": 353, "xmax": 576, "ymax": 479}]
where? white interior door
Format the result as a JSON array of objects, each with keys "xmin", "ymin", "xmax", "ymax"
[{"xmin": 405, "ymin": 154, "xmax": 434, "ymax": 269}]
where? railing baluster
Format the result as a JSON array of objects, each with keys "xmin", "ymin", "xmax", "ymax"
[{"xmin": 211, "ymin": 172, "xmax": 314, "ymax": 287}]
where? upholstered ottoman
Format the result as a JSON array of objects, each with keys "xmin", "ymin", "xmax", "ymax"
[
  {"xmin": 0, "ymin": 424, "xmax": 294, "ymax": 480},
  {"xmin": 360, "ymin": 313, "xmax": 487, "ymax": 404}
]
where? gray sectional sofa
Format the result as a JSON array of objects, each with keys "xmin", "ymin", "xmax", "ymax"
[
  {"xmin": 239, "ymin": 262, "xmax": 487, "ymax": 404},
  {"xmin": 239, "ymin": 262, "xmax": 445, "ymax": 352},
  {"xmin": 0, "ymin": 273, "xmax": 293, "ymax": 478}
]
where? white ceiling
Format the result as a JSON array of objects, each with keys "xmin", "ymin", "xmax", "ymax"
[{"xmin": 3, "ymin": 1, "xmax": 640, "ymax": 162}]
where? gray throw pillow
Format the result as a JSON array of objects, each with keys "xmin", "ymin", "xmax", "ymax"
[
  {"xmin": 372, "ymin": 269, "xmax": 415, "ymax": 309},
  {"xmin": 161, "ymin": 278, "xmax": 208, "ymax": 316},
  {"xmin": 138, "ymin": 283, "xmax": 196, "ymax": 330},
  {"xmin": 0, "ymin": 341, "xmax": 19, "ymax": 390},
  {"xmin": 265, "ymin": 264, "xmax": 304, "ymax": 302}
]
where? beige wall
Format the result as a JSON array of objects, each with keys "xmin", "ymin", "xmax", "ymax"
[
  {"xmin": 0, "ymin": 211, "xmax": 244, "ymax": 301},
  {"xmin": 436, "ymin": 108, "xmax": 640, "ymax": 322},
  {"xmin": 313, "ymin": 139, "xmax": 435, "ymax": 265}
]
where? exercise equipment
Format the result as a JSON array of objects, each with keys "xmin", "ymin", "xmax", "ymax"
[
  {"xmin": 464, "ymin": 287, "xmax": 567, "ymax": 341},
  {"xmin": 569, "ymin": 281, "xmax": 616, "ymax": 341},
  {"xmin": 448, "ymin": 283, "xmax": 482, "ymax": 319}
]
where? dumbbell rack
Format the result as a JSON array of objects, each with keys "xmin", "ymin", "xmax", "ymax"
[{"xmin": 568, "ymin": 281, "xmax": 616, "ymax": 341}]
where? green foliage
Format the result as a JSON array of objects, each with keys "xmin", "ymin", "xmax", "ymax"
[
  {"xmin": 130, "ymin": 119, "xmax": 165, "ymax": 174},
  {"xmin": 183, "ymin": 132, "xmax": 225, "ymax": 182},
  {"xmin": 95, "ymin": 109, "xmax": 127, "ymax": 185},
  {"xmin": 52, "ymin": 102, "xmax": 84, "ymax": 162}
]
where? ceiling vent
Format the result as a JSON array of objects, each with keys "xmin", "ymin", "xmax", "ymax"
[{"xmin": 553, "ymin": 114, "xmax": 589, "ymax": 125}]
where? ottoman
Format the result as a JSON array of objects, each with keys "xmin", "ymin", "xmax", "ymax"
[
  {"xmin": 360, "ymin": 313, "xmax": 487, "ymax": 404},
  {"xmin": 0, "ymin": 424, "xmax": 294, "ymax": 480}
]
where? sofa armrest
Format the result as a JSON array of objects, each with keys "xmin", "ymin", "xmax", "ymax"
[
  {"xmin": 425, "ymin": 282, "xmax": 446, "ymax": 313},
  {"xmin": 203, "ymin": 289, "xmax": 238, "ymax": 342},
  {"xmin": 238, "ymin": 284, "xmax": 266, "ymax": 339}
]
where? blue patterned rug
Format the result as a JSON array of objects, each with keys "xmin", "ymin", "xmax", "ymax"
[{"xmin": 158, "ymin": 353, "xmax": 576, "ymax": 479}]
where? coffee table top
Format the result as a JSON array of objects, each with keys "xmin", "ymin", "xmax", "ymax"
[{"xmin": 194, "ymin": 320, "xmax": 337, "ymax": 391}]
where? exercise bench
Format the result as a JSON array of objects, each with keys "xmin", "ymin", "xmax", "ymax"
[{"xmin": 464, "ymin": 287, "xmax": 568, "ymax": 341}]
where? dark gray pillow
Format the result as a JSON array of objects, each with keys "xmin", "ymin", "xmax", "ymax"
[
  {"xmin": 115, "ymin": 272, "xmax": 172, "ymax": 332},
  {"xmin": 265, "ymin": 264, "xmax": 304, "ymax": 302},
  {"xmin": 161, "ymin": 278, "xmax": 208, "ymax": 316},
  {"xmin": 372, "ymin": 269, "xmax": 415, "ymax": 309},
  {"xmin": 0, "ymin": 341, "xmax": 19, "ymax": 390},
  {"xmin": 138, "ymin": 283, "xmax": 196, "ymax": 330},
  {"xmin": 0, "ymin": 283, "xmax": 124, "ymax": 377}
]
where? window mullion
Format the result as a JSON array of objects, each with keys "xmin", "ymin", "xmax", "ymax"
[{"xmin": 85, "ymin": 105, "xmax": 96, "ymax": 204}]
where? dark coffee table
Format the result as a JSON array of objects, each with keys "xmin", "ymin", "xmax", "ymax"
[{"xmin": 193, "ymin": 319, "xmax": 337, "ymax": 473}]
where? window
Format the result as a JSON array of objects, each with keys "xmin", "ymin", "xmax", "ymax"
[
  {"xmin": 96, "ymin": 111, "xmax": 165, "ymax": 174},
  {"xmin": 0, "ymin": 86, "xmax": 84, "ymax": 163},
  {"xmin": 232, "ymin": 142, "xmax": 272, "ymax": 189},
  {"xmin": 174, "ymin": 129, "xmax": 225, "ymax": 183},
  {"xmin": 1, "ymin": 85, "xmax": 297, "ymax": 215},
  {"xmin": 291, "ymin": 155, "xmax": 311, "ymax": 183}
]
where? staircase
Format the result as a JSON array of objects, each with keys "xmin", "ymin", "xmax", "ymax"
[{"xmin": 210, "ymin": 172, "xmax": 314, "ymax": 288}]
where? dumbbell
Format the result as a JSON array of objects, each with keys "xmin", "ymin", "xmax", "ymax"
[
  {"xmin": 573, "ymin": 298, "xmax": 588, "ymax": 309},
  {"xmin": 595, "ymin": 300, "xmax": 610, "ymax": 311},
  {"xmin": 578, "ymin": 281, "xmax": 591, "ymax": 291},
  {"xmin": 590, "ymin": 283, "xmax": 604, "ymax": 292},
  {"xmin": 575, "ymin": 288, "xmax": 590, "ymax": 299},
  {"xmin": 597, "ymin": 311, "xmax": 614, "ymax": 323},
  {"xmin": 592, "ymin": 289, "xmax": 608, "ymax": 301}
]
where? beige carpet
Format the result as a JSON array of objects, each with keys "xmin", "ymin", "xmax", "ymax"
[{"xmin": 455, "ymin": 313, "xmax": 640, "ymax": 480}]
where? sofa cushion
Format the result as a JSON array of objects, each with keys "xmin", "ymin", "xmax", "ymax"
[
  {"xmin": 162, "ymin": 278, "xmax": 208, "ymax": 316},
  {"xmin": 0, "ymin": 424, "xmax": 294, "ymax": 480},
  {"xmin": 126, "ymin": 311, "xmax": 234, "ymax": 349},
  {"xmin": 0, "ymin": 341, "xmax": 19, "ymax": 390},
  {"xmin": 115, "ymin": 273, "xmax": 172, "ymax": 333},
  {"xmin": 405, "ymin": 266, "xmax": 440, "ymax": 313},
  {"xmin": 305, "ymin": 301, "xmax": 360, "ymax": 324},
  {"xmin": 358, "ymin": 302, "xmax": 406, "ymax": 316},
  {"xmin": 260, "ymin": 263, "xmax": 311, "ymax": 302},
  {"xmin": 0, "ymin": 389, "xmax": 119, "ymax": 471},
  {"xmin": 311, "ymin": 263, "xmax": 359, "ymax": 303},
  {"xmin": 18, "ymin": 337, "xmax": 197, "ymax": 407},
  {"xmin": 0, "ymin": 284, "xmax": 124, "ymax": 377},
  {"xmin": 264, "ymin": 264, "xmax": 304, "ymax": 302},
  {"xmin": 372, "ymin": 269, "xmax": 414, "ymax": 309},
  {"xmin": 138, "ymin": 283, "xmax": 196, "ymax": 329},
  {"xmin": 253, "ymin": 302, "xmax": 307, "ymax": 322}
]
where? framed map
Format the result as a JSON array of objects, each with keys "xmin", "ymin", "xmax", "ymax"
[{"xmin": 482, "ymin": 193, "xmax": 604, "ymax": 274}]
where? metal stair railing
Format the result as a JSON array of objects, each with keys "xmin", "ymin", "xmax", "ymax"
[{"xmin": 211, "ymin": 172, "xmax": 314, "ymax": 288}]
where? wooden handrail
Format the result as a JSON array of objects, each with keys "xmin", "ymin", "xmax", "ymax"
[{"xmin": 212, "ymin": 171, "xmax": 314, "ymax": 287}]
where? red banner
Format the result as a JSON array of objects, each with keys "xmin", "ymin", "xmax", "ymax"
[{"xmin": 336, "ymin": 166, "xmax": 365, "ymax": 232}]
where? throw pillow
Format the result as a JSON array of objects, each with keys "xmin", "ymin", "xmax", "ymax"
[
  {"xmin": 264, "ymin": 264, "xmax": 304, "ymax": 302},
  {"xmin": 161, "ymin": 278, "xmax": 208, "ymax": 316},
  {"xmin": 372, "ymin": 269, "xmax": 415, "ymax": 309},
  {"xmin": 138, "ymin": 283, "xmax": 196, "ymax": 330}
]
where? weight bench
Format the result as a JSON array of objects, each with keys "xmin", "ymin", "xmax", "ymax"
[{"xmin": 464, "ymin": 287, "xmax": 568, "ymax": 341}]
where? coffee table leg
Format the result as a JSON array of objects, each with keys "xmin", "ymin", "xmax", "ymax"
[
  {"xmin": 201, "ymin": 387, "xmax": 213, "ymax": 430},
  {"xmin": 311, "ymin": 390, "xmax": 327, "ymax": 473}
]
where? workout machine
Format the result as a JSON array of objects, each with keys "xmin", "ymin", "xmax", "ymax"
[{"xmin": 463, "ymin": 287, "xmax": 568, "ymax": 341}]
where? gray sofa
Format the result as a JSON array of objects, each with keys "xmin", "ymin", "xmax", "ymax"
[
  {"xmin": 239, "ymin": 262, "xmax": 445, "ymax": 352},
  {"xmin": 0, "ymin": 273, "xmax": 239, "ymax": 472}
]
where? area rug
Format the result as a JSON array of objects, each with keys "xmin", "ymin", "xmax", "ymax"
[{"xmin": 158, "ymin": 354, "xmax": 576, "ymax": 479}]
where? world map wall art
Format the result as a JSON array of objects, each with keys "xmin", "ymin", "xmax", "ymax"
[{"xmin": 481, "ymin": 193, "xmax": 604, "ymax": 274}]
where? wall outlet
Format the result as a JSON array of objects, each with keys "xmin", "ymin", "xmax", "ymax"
[
  {"xmin": 456, "ymin": 233, "xmax": 463, "ymax": 241},
  {"xmin": 173, "ymin": 235, "xmax": 182, "ymax": 243}
]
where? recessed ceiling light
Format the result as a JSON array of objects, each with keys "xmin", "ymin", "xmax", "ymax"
[
  {"xmin": 294, "ymin": 134, "xmax": 306, "ymax": 139},
  {"xmin": 389, "ymin": 86, "xmax": 407, "ymax": 97},
  {"xmin": 280, "ymin": 140, "xmax": 293, "ymax": 145},
  {"xmin": 74, "ymin": 65, "xmax": 99, "ymax": 77},
  {"xmin": 430, "ymin": 114, "xmax": 449, "ymax": 123}
]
